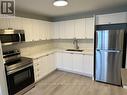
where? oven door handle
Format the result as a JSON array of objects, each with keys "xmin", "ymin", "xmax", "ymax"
[
  {"xmin": 18, "ymin": 33, "xmax": 21, "ymax": 42},
  {"xmin": 7, "ymin": 64, "xmax": 33, "ymax": 75}
]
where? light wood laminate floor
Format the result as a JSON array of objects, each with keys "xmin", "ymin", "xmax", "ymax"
[{"xmin": 24, "ymin": 70, "xmax": 127, "ymax": 95}]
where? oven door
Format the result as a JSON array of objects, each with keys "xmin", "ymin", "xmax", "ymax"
[{"xmin": 6, "ymin": 65, "xmax": 34, "ymax": 95}]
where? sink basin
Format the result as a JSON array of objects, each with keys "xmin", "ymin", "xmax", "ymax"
[{"xmin": 66, "ymin": 49, "xmax": 84, "ymax": 52}]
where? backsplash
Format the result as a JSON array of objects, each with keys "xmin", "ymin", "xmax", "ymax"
[
  {"xmin": 2, "ymin": 39, "xmax": 94, "ymax": 56},
  {"xmin": 53, "ymin": 39, "xmax": 94, "ymax": 50},
  {"xmin": 2, "ymin": 40, "xmax": 54, "ymax": 56}
]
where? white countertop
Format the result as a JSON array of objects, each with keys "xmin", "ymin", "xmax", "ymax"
[{"xmin": 24, "ymin": 49, "xmax": 94, "ymax": 59}]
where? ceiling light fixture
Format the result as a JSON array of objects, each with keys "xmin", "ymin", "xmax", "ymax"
[{"xmin": 53, "ymin": 0, "xmax": 68, "ymax": 7}]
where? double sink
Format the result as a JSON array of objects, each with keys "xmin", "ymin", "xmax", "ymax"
[{"xmin": 66, "ymin": 49, "xmax": 84, "ymax": 52}]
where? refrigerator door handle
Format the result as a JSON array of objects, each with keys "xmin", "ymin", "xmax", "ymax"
[{"xmin": 97, "ymin": 50, "xmax": 120, "ymax": 53}]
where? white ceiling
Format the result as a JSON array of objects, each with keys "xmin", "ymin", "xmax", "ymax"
[{"xmin": 16, "ymin": 0, "xmax": 127, "ymax": 17}]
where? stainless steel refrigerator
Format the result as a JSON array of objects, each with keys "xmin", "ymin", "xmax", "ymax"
[{"xmin": 95, "ymin": 24, "xmax": 126, "ymax": 85}]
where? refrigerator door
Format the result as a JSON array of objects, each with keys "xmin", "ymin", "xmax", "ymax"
[
  {"xmin": 95, "ymin": 50, "xmax": 122, "ymax": 85},
  {"xmin": 96, "ymin": 30, "xmax": 124, "ymax": 50}
]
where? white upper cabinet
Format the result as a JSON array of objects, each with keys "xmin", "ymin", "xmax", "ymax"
[
  {"xmin": 59, "ymin": 21, "xmax": 66, "ymax": 39},
  {"xmin": 46, "ymin": 21, "xmax": 52, "ymax": 40},
  {"xmin": 22, "ymin": 18, "xmax": 52, "ymax": 41},
  {"xmin": 0, "ymin": 18, "xmax": 9, "ymax": 29},
  {"xmin": 75, "ymin": 18, "xmax": 86, "ymax": 39},
  {"xmin": 53, "ymin": 22, "xmax": 60, "ymax": 39},
  {"xmin": 96, "ymin": 12, "xmax": 127, "ymax": 25},
  {"xmin": 53, "ymin": 17, "xmax": 95, "ymax": 39},
  {"xmin": 0, "ymin": 17, "xmax": 23, "ymax": 29},
  {"xmin": 39, "ymin": 21, "xmax": 47, "ymax": 40},
  {"xmin": 8, "ymin": 17, "xmax": 23, "ymax": 30},
  {"xmin": 22, "ymin": 18, "xmax": 33, "ymax": 42},
  {"xmin": 65, "ymin": 20, "xmax": 75, "ymax": 39},
  {"xmin": 85, "ymin": 17, "xmax": 95, "ymax": 39},
  {"xmin": 0, "ymin": 16, "xmax": 95, "ymax": 41},
  {"xmin": 31, "ymin": 19, "xmax": 40, "ymax": 41}
]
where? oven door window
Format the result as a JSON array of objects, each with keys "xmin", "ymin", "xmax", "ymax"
[
  {"xmin": 7, "ymin": 66, "xmax": 34, "ymax": 95},
  {"xmin": 14, "ymin": 69, "xmax": 31, "ymax": 86}
]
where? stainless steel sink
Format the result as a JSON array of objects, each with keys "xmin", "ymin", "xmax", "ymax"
[{"xmin": 66, "ymin": 49, "xmax": 84, "ymax": 52}]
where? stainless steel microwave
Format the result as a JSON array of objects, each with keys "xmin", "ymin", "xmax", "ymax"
[{"xmin": 0, "ymin": 29, "xmax": 25, "ymax": 45}]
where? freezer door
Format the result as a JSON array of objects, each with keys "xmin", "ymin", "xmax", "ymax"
[
  {"xmin": 96, "ymin": 30, "xmax": 124, "ymax": 50},
  {"xmin": 95, "ymin": 50, "xmax": 122, "ymax": 85}
]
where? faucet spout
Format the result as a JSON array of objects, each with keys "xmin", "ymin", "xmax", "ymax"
[{"xmin": 73, "ymin": 38, "xmax": 79, "ymax": 49}]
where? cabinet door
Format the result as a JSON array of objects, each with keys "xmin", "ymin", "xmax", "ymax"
[
  {"xmin": 62, "ymin": 53, "xmax": 73, "ymax": 71},
  {"xmin": 39, "ymin": 57, "xmax": 48, "ymax": 78},
  {"xmin": 31, "ymin": 19, "xmax": 40, "ymax": 41},
  {"xmin": 22, "ymin": 18, "xmax": 33, "ymax": 42},
  {"xmin": 47, "ymin": 53, "xmax": 56, "ymax": 72},
  {"xmin": 53, "ymin": 22, "xmax": 60, "ymax": 39},
  {"xmin": 83, "ymin": 55, "xmax": 93, "ymax": 76},
  {"xmin": 59, "ymin": 21, "xmax": 66, "ymax": 39},
  {"xmin": 33, "ymin": 59, "xmax": 41, "ymax": 82},
  {"xmin": 45, "ymin": 21, "xmax": 50, "ymax": 40},
  {"xmin": 55, "ymin": 52, "xmax": 63, "ymax": 69},
  {"xmin": 96, "ymin": 12, "xmax": 127, "ymax": 25},
  {"xmin": 73, "ymin": 54, "xmax": 83, "ymax": 73},
  {"xmin": 8, "ymin": 17, "xmax": 23, "ymax": 30},
  {"xmin": 75, "ymin": 18, "xmax": 86, "ymax": 39},
  {"xmin": 65, "ymin": 20, "xmax": 75, "ymax": 39},
  {"xmin": 39, "ymin": 21, "xmax": 47, "ymax": 40},
  {"xmin": 0, "ymin": 18, "xmax": 9, "ymax": 29},
  {"xmin": 41, "ymin": 21, "xmax": 49, "ymax": 40},
  {"xmin": 85, "ymin": 17, "xmax": 95, "ymax": 39},
  {"xmin": 46, "ymin": 21, "xmax": 52, "ymax": 40}
]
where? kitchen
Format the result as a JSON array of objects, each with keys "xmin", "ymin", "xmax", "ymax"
[{"xmin": 0, "ymin": 0, "xmax": 127, "ymax": 95}]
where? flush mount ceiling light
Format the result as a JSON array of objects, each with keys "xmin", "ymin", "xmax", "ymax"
[{"xmin": 53, "ymin": 0, "xmax": 68, "ymax": 7}]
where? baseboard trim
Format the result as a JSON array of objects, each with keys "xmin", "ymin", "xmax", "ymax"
[{"xmin": 57, "ymin": 68, "xmax": 93, "ymax": 79}]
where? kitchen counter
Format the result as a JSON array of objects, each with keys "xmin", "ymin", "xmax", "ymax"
[{"xmin": 24, "ymin": 49, "xmax": 94, "ymax": 59}]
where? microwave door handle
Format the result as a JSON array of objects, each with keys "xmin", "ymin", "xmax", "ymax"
[{"xmin": 18, "ymin": 33, "xmax": 21, "ymax": 42}]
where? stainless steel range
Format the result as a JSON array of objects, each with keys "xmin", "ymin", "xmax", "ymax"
[{"xmin": 3, "ymin": 50, "xmax": 35, "ymax": 95}]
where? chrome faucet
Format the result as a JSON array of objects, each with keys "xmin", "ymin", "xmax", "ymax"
[{"xmin": 73, "ymin": 38, "xmax": 79, "ymax": 49}]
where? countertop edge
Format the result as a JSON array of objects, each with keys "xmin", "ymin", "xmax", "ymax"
[{"xmin": 24, "ymin": 49, "xmax": 94, "ymax": 59}]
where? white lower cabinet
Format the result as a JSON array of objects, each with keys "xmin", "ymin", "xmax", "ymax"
[
  {"xmin": 73, "ymin": 54, "xmax": 84, "ymax": 73},
  {"xmin": 33, "ymin": 53, "xmax": 56, "ymax": 82},
  {"xmin": 55, "ymin": 52, "xmax": 94, "ymax": 77},
  {"xmin": 83, "ymin": 55, "xmax": 94, "ymax": 77},
  {"xmin": 62, "ymin": 53, "xmax": 73, "ymax": 71},
  {"xmin": 47, "ymin": 53, "xmax": 56, "ymax": 72},
  {"xmin": 33, "ymin": 52, "xmax": 94, "ymax": 82},
  {"xmin": 55, "ymin": 52, "xmax": 63, "ymax": 69}
]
